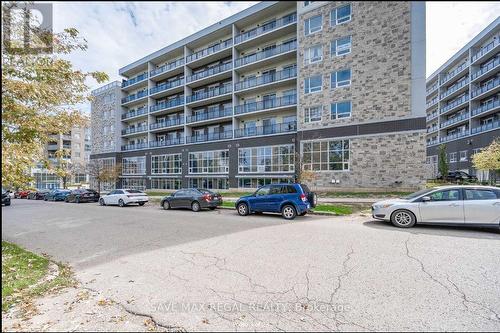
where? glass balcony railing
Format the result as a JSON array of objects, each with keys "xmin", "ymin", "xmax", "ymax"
[
  {"xmin": 149, "ymin": 117, "xmax": 184, "ymax": 130},
  {"xmin": 440, "ymin": 62, "xmax": 469, "ymax": 85},
  {"xmin": 234, "ymin": 12, "xmax": 297, "ymax": 44},
  {"xmin": 471, "ymin": 77, "xmax": 500, "ymax": 98},
  {"xmin": 150, "ymin": 97, "xmax": 184, "ymax": 113},
  {"xmin": 426, "ymin": 98, "xmax": 438, "ymax": 109},
  {"xmin": 150, "ymin": 58, "xmax": 184, "ymax": 77},
  {"xmin": 122, "ymin": 73, "xmax": 148, "ymax": 88},
  {"xmin": 471, "ymin": 57, "xmax": 500, "ymax": 81},
  {"xmin": 471, "ymin": 98, "xmax": 499, "ymax": 116},
  {"xmin": 121, "ymin": 142, "xmax": 148, "ymax": 151},
  {"xmin": 122, "ymin": 106, "xmax": 148, "ymax": 120},
  {"xmin": 235, "ymin": 66, "xmax": 297, "ymax": 91},
  {"xmin": 234, "ymin": 94, "xmax": 297, "ymax": 115},
  {"xmin": 472, "ymin": 39, "xmax": 499, "ymax": 63},
  {"xmin": 235, "ymin": 40, "xmax": 297, "ymax": 68},
  {"xmin": 440, "ymin": 130, "xmax": 469, "ymax": 143},
  {"xmin": 426, "ymin": 112, "xmax": 438, "ymax": 121},
  {"xmin": 186, "ymin": 130, "xmax": 233, "ymax": 143},
  {"xmin": 440, "ymin": 113, "xmax": 469, "ymax": 128},
  {"xmin": 186, "ymin": 62, "xmax": 233, "ymax": 83},
  {"xmin": 427, "ymin": 139, "xmax": 438, "ymax": 146},
  {"xmin": 149, "ymin": 137, "xmax": 184, "ymax": 148},
  {"xmin": 186, "ymin": 107, "xmax": 232, "ymax": 123},
  {"xmin": 121, "ymin": 90, "xmax": 148, "ymax": 104},
  {"xmin": 235, "ymin": 121, "xmax": 297, "ymax": 138},
  {"xmin": 440, "ymin": 79, "xmax": 469, "ymax": 100},
  {"xmin": 471, "ymin": 120, "xmax": 500, "ymax": 134},
  {"xmin": 440, "ymin": 95, "xmax": 469, "ymax": 114},
  {"xmin": 186, "ymin": 84, "xmax": 232, "ymax": 103},
  {"xmin": 186, "ymin": 38, "xmax": 233, "ymax": 63},
  {"xmin": 426, "ymin": 126, "xmax": 438, "ymax": 133},
  {"xmin": 426, "ymin": 83, "xmax": 439, "ymax": 95},
  {"xmin": 149, "ymin": 78, "xmax": 184, "ymax": 95},
  {"xmin": 121, "ymin": 125, "xmax": 148, "ymax": 135}
]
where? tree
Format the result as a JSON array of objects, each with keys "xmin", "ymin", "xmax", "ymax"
[
  {"xmin": 44, "ymin": 148, "xmax": 74, "ymax": 189},
  {"xmin": 2, "ymin": 2, "xmax": 108, "ymax": 188},
  {"xmin": 438, "ymin": 144, "xmax": 449, "ymax": 181},
  {"xmin": 87, "ymin": 159, "xmax": 122, "ymax": 194},
  {"xmin": 472, "ymin": 139, "xmax": 500, "ymax": 184},
  {"xmin": 294, "ymin": 152, "xmax": 317, "ymax": 187}
]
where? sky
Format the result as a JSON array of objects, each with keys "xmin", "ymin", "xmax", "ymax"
[{"xmin": 50, "ymin": 1, "xmax": 500, "ymax": 112}]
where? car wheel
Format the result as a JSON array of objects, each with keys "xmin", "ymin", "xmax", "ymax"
[
  {"xmin": 118, "ymin": 199, "xmax": 125, "ymax": 207},
  {"xmin": 237, "ymin": 202, "xmax": 249, "ymax": 216},
  {"xmin": 99, "ymin": 198, "xmax": 105, "ymax": 206},
  {"xmin": 5, "ymin": 201, "xmax": 11, "ymax": 206},
  {"xmin": 162, "ymin": 200, "xmax": 170, "ymax": 210},
  {"xmin": 391, "ymin": 210, "xmax": 416, "ymax": 228},
  {"xmin": 209, "ymin": 207, "xmax": 216, "ymax": 210},
  {"xmin": 191, "ymin": 201, "xmax": 201, "ymax": 212},
  {"xmin": 138, "ymin": 202, "xmax": 145, "ymax": 206},
  {"xmin": 65, "ymin": 197, "xmax": 69, "ymax": 203},
  {"xmin": 281, "ymin": 205, "xmax": 297, "ymax": 220}
]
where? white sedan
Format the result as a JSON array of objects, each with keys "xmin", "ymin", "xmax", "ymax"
[
  {"xmin": 372, "ymin": 185, "xmax": 500, "ymax": 228},
  {"xmin": 99, "ymin": 189, "xmax": 149, "ymax": 207}
]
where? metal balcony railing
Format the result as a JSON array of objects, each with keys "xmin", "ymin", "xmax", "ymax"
[
  {"xmin": 472, "ymin": 39, "xmax": 499, "ymax": 63},
  {"xmin": 471, "ymin": 57, "xmax": 500, "ymax": 80},
  {"xmin": 186, "ymin": 84, "xmax": 232, "ymax": 103},
  {"xmin": 471, "ymin": 120, "xmax": 499, "ymax": 135},
  {"xmin": 149, "ymin": 117, "xmax": 184, "ymax": 130},
  {"xmin": 121, "ymin": 142, "xmax": 148, "ymax": 151},
  {"xmin": 186, "ymin": 38, "xmax": 233, "ymax": 63},
  {"xmin": 186, "ymin": 107, "xmax": 233, "ymax": 123},
  {"xmin": 426, "ymin": 83, "xmax": 439, "ymax": 95},
  {"xmin": 234, "ymin": 12, "xmax": 297, "ymax": 44},
  {"xmin": 440, "ymin": 113, "xmax": 469, "ymax": 128},
  {"xmin": 235, "ymin": 40, "xmax": 297, "ymax": 68},
  {"xmin": 121, "ymin": 90, "xmax": 148, "ymax": 104},
  {"xmin": 440, "ymin": 95, "xmax": 469, "ymax": 114},
  {"xmin": 471, "ymin": 98, "xmax": 499, "ymax": 116},
  {"xmin": 149, "ymin": 137, "xmax": 185, "ymax": 148},
  {"xmin": 186, "ymin": 62, "xmax": 232, "ymax": 83},
  {"xmin": 234, "ymin": 94, "xmax": 297, "ymax": 115},
  {"xmin": 122, "ymin": 73, "xmax": 148, "ymax": 88},
  {"xmin": 186, "ymin": 130, "xmax": 233, "ymax": 143},
  {"xmin": 149, "ymin": 78, "xmax": 184, "ymax": 95},
  {"xmin": 150, "ymin": 58, "xmax": 184, "ymax": 77},
  {"xmin": 122, "ymin": 107, "xmax": 148, "ymax": 120},
  {"xmin": 235, "ymin": 66, "xmax": 297, "ymax": 91},
  {"xmin": 235, "ymin": 121, "xmax": 297, "ymax": 138},
  {"xmin": 471, "ymin": 77, "xmax": 500, "ymax": 98},
  {"xmin": 440, "ymin": 130, "xmax": 469, "ymax": 143},
  {"xmin": 150, "ymin": 97, "xmax": 184, "ymax": 113},
  {"xmin": 121, "ymin": 125, "xmax": 148, "ymax": 135},
  {"xmin": 440, "ymin": 78, "xmax": 469, "ymax": 100},
  {"xmin": 440, "ymin": 62, "xmax": 469, "ymax": 85},
  {"xmin": 426, "ymin": 112, "xmax": 439, "ymax": 121}
]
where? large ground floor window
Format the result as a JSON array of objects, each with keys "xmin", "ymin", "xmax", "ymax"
[
  {"xmin": 238, "ymin": 177, "xmax": 294, "ymax": 189},
  {"xmin": 151, "ymin": 154, "xmax": 182, "ymax": 175},
  {"xmin": 238, "ymin": 144, "xmax": 295, "ymax": 173},
  {"xmin": 188, "ymin": 177, "xmax": 228, "ymax": 190},
  {"xmin": 121, "ymin": 178, "xmax": 146, "ymax": 190},
  {"xmin": 150, "ymin": 178, "xmax": 182, "ymax": 190},
  {"xmin": 122, "ymin": 156, "xmax": 146, "ymax": 175},
  {"xmin": 188, "ymin": 150, "xmax": 229, "ymax": 174},
  {"xmin": 33, "ymin": 171, "xmax": 60, "ymax": 189},
  {"xmin": 301, "ymin": 139, "xmax": 350, "ymax": 171}
]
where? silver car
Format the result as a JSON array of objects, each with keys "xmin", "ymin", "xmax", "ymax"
[{"xmin": 372, "ymin": 185, "xmax": 500, "ymax": 228}]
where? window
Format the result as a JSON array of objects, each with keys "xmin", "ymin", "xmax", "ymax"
[
  {"xmin": 151, "ymin": 154, "xmax": 182, "ymax": 174},
  {"xmin": 331, "ymin": 69, "xmax": 351, "ymax": 88},
  {"xmin": 121, "ymin": 178, "xmax": 146, "ymax": 190},
  {"xmin": 238, "ymin": 144, "xmax": 295, "ymax": 173},
  {"xmin": 464, "ymin": 189, "xmax": 498, "ymax": 200},
  {"xmin": 188, "ymin": 177, "xmax": 228, "ymax": 190},
  {"xmin": 459, "ymin": 151, "xmax": 468, "ymax": 162},
  {"xmin": 304, "ymin": 75, "xmax": 322, "ymax": 93},
  {"xmin": 189, "ymin": 150, "xmax": 229, "ymax": 174},
  {"xmin": 238, "ymin": 178, "xmax": 293, "ymax": 188},
  {"xmin": 305, "ymin": 15, "xmax": 322, "ymax": 35},
  {"xmin": 331, "ymin": 4, "xmax": 352, "ymax": 26},
  {"xmin": 305, "ymin": 45, "xmax": 323, "ymax": 64},
  {"xmin": 331, "ymin": 36, "xmax": 352, "ymax": 56},
  {"xmin": 331, "ymin": 101, "xmax": 352, "ymax": 119},
  {"xmin": 255, "ymin": 185, "xmax": 271, "ymax": 196},
  {"xmin": 449, "ymin": 152, "xmax": 457, "ymax": 163},
  {"xmin": 302, "ymin": 140, "xmax": 350, "ymax": 171},
  {"xmin": 150, "ymin": 178, "xmax": 182, "ymax": 190},
  {"xmin": 428, "ymin": 189, "xmax": 460, "ymax": 201},
  {"xmin": 122, "ymin": 156, "xmax": 146, "ymax": 175},
  {"xmin": 304, "ymin": 106, "xmax": 322, "ymax": 123}
]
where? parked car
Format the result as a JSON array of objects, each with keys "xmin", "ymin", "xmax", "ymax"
[
  {"xmin": 372, "ymin": 185, "xmax": 500, "ymax": 228},
  {"xmin": 2, "ymin": 189, "xmax": 11, "ymax": 206},
  {"xmin": 160, "ymin": 188, "xmax": 222, "ymax": 212},
  {"xmin": 44, "ymin": 189, "xmax": 71, "ymax": 201},
  {"xmin": 14, "ymin": 190, "xmax": 31, "ymax": 199},
  {"xmin": 99, "ymin": 189, "xmax": 149, "ymax": 207},
  {"xmin": 28, "ymin": 189, "xmax": 51, "ymax": 200},
  {"xmin": 65, "ymin": 189, "xmax": 100, "ymax": 203},
  {"xmin": 437, "ymin": 171, "xmax": 478, "ymax": 182},
  {"xmin": 235, "ymin": 183, "xmax": 317, "ymax": 220}
]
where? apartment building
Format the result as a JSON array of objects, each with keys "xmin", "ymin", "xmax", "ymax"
[
  {"xmin": 90, "ymin": 1, "xmax": 427, "ymax": 191},
  {"xmin": 426, "ymin": 17, "xmax": 499, "ymax": 180}
]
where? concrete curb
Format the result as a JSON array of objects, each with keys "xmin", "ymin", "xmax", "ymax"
[{"xmin": 218, "ymin": 205, "xmax": 344, "ymax": 216}]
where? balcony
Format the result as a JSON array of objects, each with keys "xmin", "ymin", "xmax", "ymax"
[
  {"xmin": 121, "ymin": 142, "xmax": 148, "ymax": 151},
  {"xmin": 235, "ymin": 40, "xmax": 297, "ymax": 68},
  {"xmin": 149, "ymin": 117, "xmax": 185, "ymax": 131},
  {"xmin": 235, "ymin": 94, "xmax": 297, "ymax": 115},
  {"xmin": 122, "ymin": 72, "xmax": 148, "ymax": 89},
  {"xmin": 426, "ymin": 98, "xmax": 438, "ymax": 109},
  {"xmin": 426, "ymin": 126, "xmax": 438, "ymax": 134},
  {"xmin": 440, "ymin": 130, "xmax": 469, "ymax": 143},
  {"xmin": 235, "ymin": 121, "xmax": 296, "ymax": 138},
  {"xmin": 440, "ymin": 113, "xmax": 469, "ymax": 129},
  {"xmin": 440, "ymin": 61, "xmax": 469, "ymax": 85},
  {"xmin": 121, "ymin": 90, "xmax": 148, "ymax": 105},
  {"xmin": 427, "ymin": 138, "xmax": 438, "ymax": 146},
  {"xmin": 235, "ymin": 66, "xmax": 297, "ymax": 92},
  {"xmin": 471, "ymin": 99, "xmax": 500, "ymax": 117},
  {"xmin": 186, "ymin": 38, "xmax": 233, "ymax": 64},
  {"xmin": 121, "ymin": 125, "xmax": 148, "ymax": 136},
  {"xmin": 440, "ymin": 95, "xmax": 469, "ymax": 115},
  {"xmin": 471, "ymin": 57, "xmax": 500, "ymax": 81},
  {"xmin": 150, "ymin": 97, "xmax": 184, "ymax": 113},
  {"xmin": 426, "ymin": 83, "xmax": 439, "ymax": 96},
  {"xmin": 149, "ymin": 137, "xmax": 185, "ymax": 148},
  {"xmin": 472, "ymin": 39, "xmax": 500, "ymax": 64},
  {"xmin": 122, "ymin": 106, "xmax": 148, "ymax": 120},
  {"xmin": 234, "ymin": 12, "xmax": 297, "ymax": 45},
  {"xmin": 471, "ymin": 120, "xmax": 500, "ymax": 135},
  {"xmin": 440, "ymin": 78, "xmax": 469, "ymax": 100},
  {"xmin": 186, "ymin": 62, "xmax": 233, "ymax": 84},
  {"xmin": 47, "ymin": 144, "xmax": 59, "ymax": 150},
  {"xmin": 186, "ymin": 107, "xmax": 233, "ymax": 124},
  {"xmin": 186, "ymin": 84, "xmax": 232, "ymax": 104},
  {"xmin": 149, "ymin": 78, "xmax": 184, "ymax": 96},
  {"xmin": 426, "ymin": 112, "xmax": 439, "ymax": 121},
  {"xmin": 186, "ymin": 130, "xmax": 233, "ymax": 144},
  {"xmin": 150, "ymin": 58, "xmax": 184, "ymax": 78},
  {"xmin": 471, "ymin": 77, "xmax": 500, "ymax": 99}
]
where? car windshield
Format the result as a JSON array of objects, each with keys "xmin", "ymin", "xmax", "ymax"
[
  {"xmin": 403, "ymin": 188, "xmax": 434, "ymax": 200},
  {"xmin": 126, "ymin": 190, "xmax": 143, "ymax": 194}
]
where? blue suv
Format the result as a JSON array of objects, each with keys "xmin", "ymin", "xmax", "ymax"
[{"xmin": 235, "ymin": 183, "xmax": 317, "ymax": 220}]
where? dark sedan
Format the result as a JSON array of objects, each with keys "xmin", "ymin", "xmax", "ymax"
[
  {"xmin": 161, "ymin": 188, "xmax": 222, "ymax": 212},
  {"xmin": 28, "ymin": 189, "xmax": 51, "ymax": 200},
  {"xmin": 44, "ymin": 189, "xmax": 72, "ymax": 201},
  {"xmin": 65, "ymin": 189, "xmax": 100, "ymax": 203},
  {"xmin": 2, "ymin": 189, "xmax": 11, "ymax": 206}
]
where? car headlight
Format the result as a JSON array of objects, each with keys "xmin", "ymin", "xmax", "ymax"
[{"xmin": 374, "ymin": 204, "xmax": 393, "ymax": 209}]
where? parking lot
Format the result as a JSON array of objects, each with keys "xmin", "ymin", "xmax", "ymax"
[{"xmin": 2, "ymin": 199, "xmax": 500, "ymax": 331}]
